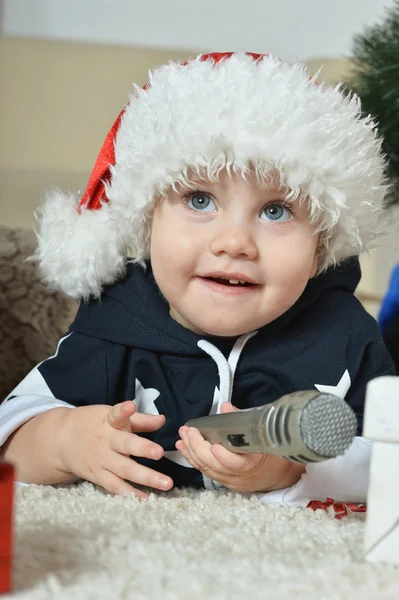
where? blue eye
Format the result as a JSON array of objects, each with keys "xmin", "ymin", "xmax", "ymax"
[
  {"xmin": 260, "ymin": 203, "xmax": 291, "ymax": 222},
  {"xmin": 187, "ymin": 193, "xmax": 216, "ymax": 212}
]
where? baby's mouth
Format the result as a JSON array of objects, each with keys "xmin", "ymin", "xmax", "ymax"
[{"xmin": 205, "ymin": 277, "xmax": 254, "ymax": 287}]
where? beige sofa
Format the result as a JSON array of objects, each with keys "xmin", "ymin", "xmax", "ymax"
[{"xmin": 0, "ymin": 226, "xmax": 77, "ymax": 400}]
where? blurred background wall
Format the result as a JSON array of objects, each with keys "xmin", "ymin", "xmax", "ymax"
[
  {"xmin": 0, "ymin": 0, "xmax": 392, "ymax": 60},
  {"xmin": 1, "ymin": 0, "xmax": 398, "ymax": 315}
]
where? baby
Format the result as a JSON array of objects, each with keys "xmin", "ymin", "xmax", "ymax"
[{"xmin": 0, "ymin": 52, "xmax": 394, "ymax": 505}]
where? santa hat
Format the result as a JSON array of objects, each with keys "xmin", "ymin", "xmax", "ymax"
[{"xmin": 33, "ymin": 52, "xmax": 388, "ymax": 300}]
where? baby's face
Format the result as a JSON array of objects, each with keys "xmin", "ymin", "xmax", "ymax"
[{"xmin": 150, "ymin": 169, "xmax": 319, "ymax": 336}]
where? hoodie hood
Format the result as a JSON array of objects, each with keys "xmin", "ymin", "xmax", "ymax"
[{"xmin": 71, "ymin": 257, "xmax": 361, "ymax": 354}]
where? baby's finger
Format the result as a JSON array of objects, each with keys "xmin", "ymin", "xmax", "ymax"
[
  {"xmin": 211, "ymin": 443, "xmax": 259, "ymax": 472},
  {"xmin": 110, "ymin": 430, "xmax": 164, "ymax": 461},
  {"xmin": 129, "ymin": 412, "xmax": 166, "ymax": 433},
  {"xmin": 220, "ymin": 402, "xmax": 239, "ymax": 414},
  {"xmin": 180, "ymin": 427, "xmax": 227, "ymax": 474},
  {"xmin": 107, "ymin": 401, "xmax": 137, "ymax": 431},
  {"xmin": 106, "ymin": 454, "xmax": 173, "ymax": 492},
  {"xmin": 175, "ymin": 439, "xmax": 199, "ymax": 469},
  {"xmin": 97, "ymin": 468, "xmax": 149, "ymax": 500}
]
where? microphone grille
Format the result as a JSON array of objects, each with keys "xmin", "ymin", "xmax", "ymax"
[{"xmin": 300, "ymin": 394, "xmax": 358, "ymax": 458}]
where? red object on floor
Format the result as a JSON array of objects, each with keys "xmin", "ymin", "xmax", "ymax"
[
  {"xmin": 307, "ymin": 497, "xmax": 367, "ymax": 520},
  {"xmin": 0, "ymin": 462, "xmax": 14, "ymax": 594}
]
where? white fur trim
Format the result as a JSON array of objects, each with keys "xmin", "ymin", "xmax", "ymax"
[
  {"xmin": 32, "ymin": 189, "xmax": 127, "ymax": 299},
  {"xmin": 36, "ymin": 53, "xmax": 388, "ymax": 298}
]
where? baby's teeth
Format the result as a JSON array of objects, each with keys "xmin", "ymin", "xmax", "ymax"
[{"xmin": 229, "ymin": 279, "xmax": 240, "ymax": 284}]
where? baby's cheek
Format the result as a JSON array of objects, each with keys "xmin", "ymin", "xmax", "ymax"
[{"xmin": 274, "ymin": 246, "xmax": 317, "ymax": 281}]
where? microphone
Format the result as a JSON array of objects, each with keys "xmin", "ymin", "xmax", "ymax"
[{"xmin": 184, "ymin": 390, "xmax": 357, "ymax": 463}]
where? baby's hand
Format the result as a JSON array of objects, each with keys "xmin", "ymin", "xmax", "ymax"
[
  {"xmin": 176, "ymin": 402, "xmax": 305, "ymax": 493},
  {"xmin": 58, "ymin": 401, "xmax": 173, "ymax": 500}
]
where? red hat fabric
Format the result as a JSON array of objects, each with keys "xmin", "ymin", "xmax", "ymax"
[{"xmin": 79, "ymin": 110, "xmax": 125, "ymax": 211}]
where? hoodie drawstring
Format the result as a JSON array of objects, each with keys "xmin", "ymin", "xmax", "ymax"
[
  {"xmin": 197, "ymin": 330, "xmax": 258, "ymax": 414},
  {"xmin": 197, "ymin": 331, "xmax": 258, "ymax": 490}
]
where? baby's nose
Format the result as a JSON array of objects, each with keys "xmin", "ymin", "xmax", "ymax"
[{"xmin": 209, "ymin": 227, "xmax": 258, "ymax": 259}]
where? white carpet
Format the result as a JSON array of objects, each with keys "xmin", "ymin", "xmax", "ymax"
[{"xmin": 5, "ymin": 482, "xmax": 399, "ymax": 599}]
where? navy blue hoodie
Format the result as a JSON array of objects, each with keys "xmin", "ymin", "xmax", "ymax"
[{"xmin": 4, "ymin": 258, "xmax": 394, "ymax": 489}]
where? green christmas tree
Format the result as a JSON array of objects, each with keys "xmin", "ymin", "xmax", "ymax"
[{"xmin": 347, "ymin": 0, "xmax": 399, "ymax": 205}]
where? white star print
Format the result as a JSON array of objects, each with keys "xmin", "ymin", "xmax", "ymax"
[
  {"xmin": 314, "ymin": 369, "xmax": 351, "ymax": 399},
  {"xmin": 134, "ymin": 379, "xmax": 160, "ymax": 414},
  {"xmin": 134, "ymin": 378, "xmax": 193, "ymax": 468}
]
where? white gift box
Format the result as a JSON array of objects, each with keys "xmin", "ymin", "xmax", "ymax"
[{"xmin": 363, "ymin": 376, "xmax": 399, "ymax": 564}]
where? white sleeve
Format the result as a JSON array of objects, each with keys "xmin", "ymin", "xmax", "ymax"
[
  {"xmin": 0, "ymin": 334, "xmax": 75, "ymax": 448},
  {"xmin": 256, "ymin": 436, "xmax": 371, "ymax": 507}
]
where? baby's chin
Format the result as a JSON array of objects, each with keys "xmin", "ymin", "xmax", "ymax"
[
  {"xmin": 169, "ymin": 306, "xmax": 271, "ymax": 337},
  {"xmin": 194, "ymin": 320, "xmax": 263, "ymax": 338}
]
